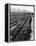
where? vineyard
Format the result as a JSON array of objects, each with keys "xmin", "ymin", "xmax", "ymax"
[{"xmin": 10, "ymin": 12, "xmax": 33, "ymax": 41}]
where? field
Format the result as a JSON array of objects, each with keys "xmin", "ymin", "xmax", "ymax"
[{"xmin": 10, "ymin": 11, "xmax": 33, "ymax": 41}]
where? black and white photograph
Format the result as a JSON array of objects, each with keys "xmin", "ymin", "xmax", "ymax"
[
  {"xmin": 10, "ymin": 4, "xmax": 35, "ymax": 41},
  {"xmin": 0, "ymin": 0, "xmax": 36, "ymax": 45},
  {"xmin": 5, "ymin": 4, "xmax": 35, "ymax": 42}
]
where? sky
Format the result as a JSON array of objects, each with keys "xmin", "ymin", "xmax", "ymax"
[{"xmin": 11, "ymin": 5, "xmax": 33, "ymax": 12}]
